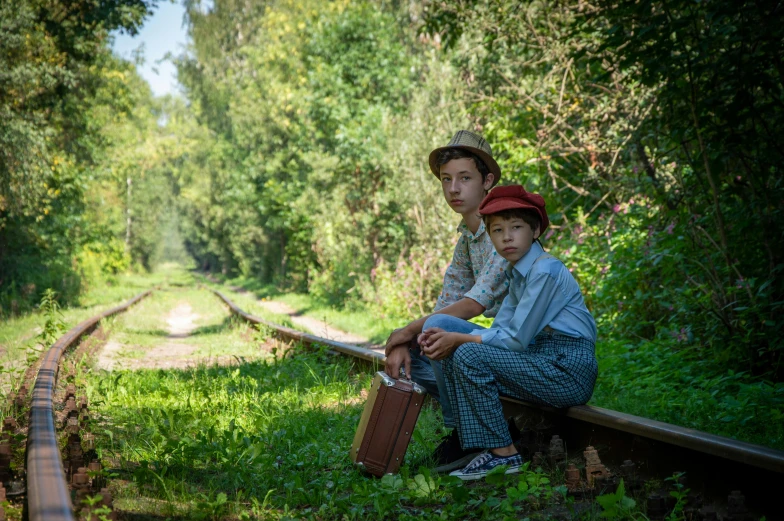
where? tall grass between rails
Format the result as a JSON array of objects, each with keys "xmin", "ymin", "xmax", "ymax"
[{"xmin": 81, "ymin": 284, "xmax": 743, "ymax": 519}]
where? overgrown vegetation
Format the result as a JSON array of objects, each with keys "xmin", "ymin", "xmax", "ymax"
[
  {"xmin": 167, "ymin": 0, "xmax": 782, "ymax": 446},
  {"xmin": 0, "ymin": 0, "xmax": 192, "ymax": 314},
  {"xmin": 2, "ymin": 0, "xmax": 782, "ymax": 472},
  {"xmin": 86, "ymin": 289, "xmax": 728, "ymax": 519},
  {"xmin": 170, "ymin": 0, "xmax": 782, "ymax": 376},
  {"xmin": 83, "ymin": 317, "xmax": 612, "ymax": 520}
]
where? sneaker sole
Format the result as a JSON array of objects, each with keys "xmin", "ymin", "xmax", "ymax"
[
  {"xmin": 434, "ymin": 452, "xmax": 482, "ymax": 473},
  {"xmin": 451, "ymin": 466, "xmax": 522, "ymax": 481}
]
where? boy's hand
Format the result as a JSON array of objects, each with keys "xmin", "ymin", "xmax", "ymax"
[
  {"xmin": 417, "ymin": 328, "xmax": 437, "ymax": 346},
  {"xmin": 384, "ymin": 345, "xmax": 411, "ymax": 379},
  {"xmin": 421, "ymin": 330, "xmax": 481, "ymax": 361},
  {"xmin": 384, "ymin": 327, "xmax": 415, "ymax": 356}
]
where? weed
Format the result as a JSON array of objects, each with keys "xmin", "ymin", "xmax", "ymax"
[
  {"xmin": 665, "ymin": 472, "xmax": 689, "ymax": 521},
  {"xmin": 37, "ymin": 288, "xmax": 65, "ymax": 348},
  {"xmin": 595, "ymin": 479, "xmax": 638, "ymax": 520}
]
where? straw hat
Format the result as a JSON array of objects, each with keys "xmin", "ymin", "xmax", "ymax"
[{"xmin": 428, "ymin": 130, "xmax": 501, "ymax": 186}]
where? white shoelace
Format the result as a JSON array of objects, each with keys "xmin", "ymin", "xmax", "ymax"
[{"xmin": 463, "ymin": 451, "xmax": 493, "ymax": 472}]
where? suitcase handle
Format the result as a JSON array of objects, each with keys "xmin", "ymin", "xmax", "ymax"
[{"xmin": 378, "ymin": 370, "xmax": 424, "ymax": 394}]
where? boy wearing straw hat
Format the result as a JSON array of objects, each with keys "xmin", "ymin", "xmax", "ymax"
[
  {"xmin": 419, "ymin": 185, "xmax": 598, "ymax": 480},
  {"xmin": 383, "ymin": 130, "xmax": 511, "ymax": 472}
]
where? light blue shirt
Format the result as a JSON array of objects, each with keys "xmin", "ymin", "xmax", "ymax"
[{"xmin": 470, "ymin": 242, "xmax": 597, "ymax": 351}]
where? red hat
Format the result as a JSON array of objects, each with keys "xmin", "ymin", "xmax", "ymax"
[{"xmin": 479, "ymin": 185, "xmax": 549, "ymax": 233}]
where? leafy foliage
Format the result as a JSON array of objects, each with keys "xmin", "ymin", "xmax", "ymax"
[
  {"xmin": 175, "ymin": 0, "xmax": 464, "ymax": 308},
  {"xmin": 0, "ymin": 0, "xmax": 175, "ymax": 314},
  {"xmin": 595, "ymin": 479, "xmax": 637, "ymax": 520},
  {"xmin": 420, "ymin": 0, "xmax": 783, "ymax": 378}
]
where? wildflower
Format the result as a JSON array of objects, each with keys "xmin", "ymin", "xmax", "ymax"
[
  {"xmin": 666, "ymin": 222, "xmax": 675, "ymax": 234},
  {"xmin": 613, "ymin": 204, "xmax": 621, "ymax": 214}
]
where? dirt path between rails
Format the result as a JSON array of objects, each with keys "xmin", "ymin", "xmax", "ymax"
[
  {"xmin": 205, "ymin": 274, "xmax": 384, "ymax": 353},
  {"xmin": 97, "ymin": 302, "xmax": 236, "ymax": 370},
  {"xmin": 254, "ymin": 300, "xmax": 372, "ymax": 345},
  {"xmin": 251, "ymin": 299, "xmax": 386, "ymax": 354}
]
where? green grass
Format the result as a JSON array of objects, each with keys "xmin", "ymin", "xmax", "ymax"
[
  {"xmin": 591, "ymin": 338, "xmax": 784, "ymax": 450},
  {"xmin": 105, "ymin": 287, "xmax": 253, "ymax": 360},
  {"xmin": 7, "ymin": 262, "xmax": 780, "ymax": 517},
  {"xmin": 83, "ymin": 283, "xmax": 591, "ymax": 519},
  {"xmin": 87, "ymin": 345, "xmax": 593, "ymax": 520}
]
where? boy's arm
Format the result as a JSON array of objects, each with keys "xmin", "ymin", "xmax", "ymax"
[
  {"xmin": 475, "ymin": 272, "xmax": 563, "ymax": 351},
  {"xmin": 385, "ymin": 234, "xmax": 483, "ymax": 355},
  {"xmin": 384, "ymin": 298, "xmax": 485, "ymax": 355}
]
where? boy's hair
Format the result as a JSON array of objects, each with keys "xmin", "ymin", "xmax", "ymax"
[
  {"xmin": 484, "ymin": 208, "xmax": 541, "ymax": 234},
  {"xmin": 436, "ymin": 148, "xmax": 490, "ymax": 181}
]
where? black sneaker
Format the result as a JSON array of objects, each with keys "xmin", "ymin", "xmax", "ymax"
[
  {"xmin": 433, "ymin": 430, "xmax": 480, "ymax": 473},
  {"xmin": 449, "ymin": 451, "xmax": 524, "ymax": 481}
]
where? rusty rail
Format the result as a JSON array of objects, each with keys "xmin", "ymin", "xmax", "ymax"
[
  {"xmin": 213, "ymin": 289, "xmax": 784, "ymax": 515},
  {"xmin": 27, "ymin": 290, "xmax": 151, "ymax": 521}
]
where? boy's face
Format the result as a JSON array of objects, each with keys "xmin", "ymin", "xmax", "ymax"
[
  {"xmin": 439, "ymin": 158, "xmax": 494, "ymax": 216},
  {"xmin": 487, "ymin": 215, "xmax": 540, "ymax": 263}
]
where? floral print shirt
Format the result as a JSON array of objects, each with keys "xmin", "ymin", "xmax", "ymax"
[{"xmin": 435, "ymin": 220, "xmax": 510, "ymax": 317}]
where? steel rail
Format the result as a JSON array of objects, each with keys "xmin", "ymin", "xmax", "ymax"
[
  {"xmin": 213, "ymin": 289, "xmax": 784, "ymax": 477},
  {"xmin": 27, "ymin": 290, "xmax": 152, "ymax": 521}
]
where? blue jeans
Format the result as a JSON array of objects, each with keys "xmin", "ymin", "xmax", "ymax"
[{"xmin": 409, "ymin": 314, "xmax": 485, "ymax": 428}]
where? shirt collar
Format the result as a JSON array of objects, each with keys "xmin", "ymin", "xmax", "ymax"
[
  {"xmin": 457, "ymin": 219, "xmax": 487, "ymax": 240},
  {"xmin": 509, "ymin": 241, "xmax": 545, "ymax": 278}
]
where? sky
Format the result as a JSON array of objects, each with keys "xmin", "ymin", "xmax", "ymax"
[{"xmin": 111, "ymin": 1, "xmax": 189, "ymax": 97}]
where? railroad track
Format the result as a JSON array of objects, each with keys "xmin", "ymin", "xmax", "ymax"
[
  {"xmin": 12, "ymin": 287, "xmax": 783, "ymax": 520},
  {"xmin": 212, "ymin": 289, "xmax": 784, "ymax": 521},
  {"xmin": 13, "ymin": 291, "xmax": 152, "ymax": 521}
]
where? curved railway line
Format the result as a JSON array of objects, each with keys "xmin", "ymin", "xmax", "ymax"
[
  {"xmin": 11, "ymin": 291, "xmax": 151, "ymax": 521},
  {"xmin": 10, "ymin": 287, "xmax": 784, "ymax": 520}
]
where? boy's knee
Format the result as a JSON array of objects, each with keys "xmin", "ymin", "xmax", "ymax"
[{"xmin": 423, "ymin": 313, "xmax": 454, "ymax": 331}]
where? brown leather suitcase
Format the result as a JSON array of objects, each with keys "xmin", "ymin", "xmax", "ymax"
[{"xmin": 350, "ymin": 371, "xmax": 425, "ymax": 476}]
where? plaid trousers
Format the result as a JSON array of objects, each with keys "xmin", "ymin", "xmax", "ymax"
[{"xmin": 442, "ymin": 331, "xmax": 597, "ymax": 450}]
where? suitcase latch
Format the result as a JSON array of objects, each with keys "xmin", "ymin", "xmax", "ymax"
[{"xmin": 379, "ymin": 372, "xmax": 395, "ymax": 386}]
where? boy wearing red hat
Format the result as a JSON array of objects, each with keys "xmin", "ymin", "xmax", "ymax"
[
  {"xmin": 383, "ymin": 130, "xmax": 512, "ymax": 472},
  {"xmin": 419, "ymin": 185, "xmax": 598, "ymax": 480}
]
